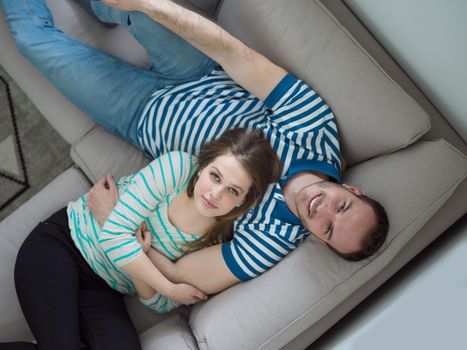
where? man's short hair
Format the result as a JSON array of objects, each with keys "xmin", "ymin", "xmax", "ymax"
[{"xmin": 328, "ymin": 194, "xmax": 389, "ymax": 261}]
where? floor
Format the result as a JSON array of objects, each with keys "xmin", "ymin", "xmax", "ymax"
[{"xmin": 310, "ymin": 213, "xmax": 467, "ymax": 350}]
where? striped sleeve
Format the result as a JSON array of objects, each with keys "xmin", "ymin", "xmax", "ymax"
[
  {"xmin": 221, "ymin": 224, "xmax": 299, "ymax": 281},
  {"xmin": 264, "ymin": 74, "xmax": 341, "ymax": 172},
  {"xmin": 139, "ymin": 292, "xmax": 181, "ymax": 314},
  {"xmin": 99, "ymin": 151, "xmax": 194, "ymax": 267}
]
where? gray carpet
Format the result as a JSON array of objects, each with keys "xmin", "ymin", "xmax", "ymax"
[{"xmin": 0, "ymin": 65, "xmax": 73, "ymax": 221}]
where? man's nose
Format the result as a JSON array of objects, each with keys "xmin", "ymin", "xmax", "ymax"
[{"xmin": 319, "ymin": 202, "xmax": 336, "ymax": 219}]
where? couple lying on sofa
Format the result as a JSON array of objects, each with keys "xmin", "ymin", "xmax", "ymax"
[{"xmin": 0, "ymin": 0, "xmax": 389, "ymax": 349}]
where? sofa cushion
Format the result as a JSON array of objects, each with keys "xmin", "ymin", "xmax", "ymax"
[
  {"xmin": 123, "ymin": 291, "xmax": 191, "ymax": 337},
  {"xmin": 0, "ymin": 167, "xmax": 90, "ymax": 341},
  {"xmin": 217, "ymin": 0, "xmax": 430, "ymax": 166},
  {"xmin": 186, "ymin": 0, "xmax": 222, "ymax": 17},
  {"xmin": 71, "ymin": 126, "xmax": 150, "ymax": 183},
  {"xmin": 189, "ymin": 139, "xmax": 467, "ymax": 349},
  {"xmin": 139, "ymin": 313, "xmax": 198, "ymax": 350}
]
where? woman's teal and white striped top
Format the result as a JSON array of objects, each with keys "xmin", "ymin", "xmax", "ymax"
[{"xmin": 67, "ymin": 151, "xmax": 200, "ymax": 313}]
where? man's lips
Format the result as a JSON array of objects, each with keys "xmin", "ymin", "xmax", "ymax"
[
  {"xmin": 307, "ymin": 193, "xmax": 322, "ymax": 217},
  {"xmin": 202, "ymin": 196, "xmax": 217, "ymax": 209}
]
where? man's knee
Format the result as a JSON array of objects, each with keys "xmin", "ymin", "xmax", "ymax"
[{"xmin": 9, "ymin": 20, "xmax": 62, "ymax": 64}]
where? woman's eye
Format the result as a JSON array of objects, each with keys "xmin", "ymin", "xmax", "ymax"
[
  {"xmin": 339, "ymin": 203, "xmax": 346, "ymax": 212},
  {"xmin": 210, "ymin": 173, "xmax": 220, "ymax": 182},
  {"xmin": 325, "ymin": 224, "xmax": 332, "ymax": 234},
  {"xmin": 228, "ymin": 188, "xmax": 238, "ymax": 196}
]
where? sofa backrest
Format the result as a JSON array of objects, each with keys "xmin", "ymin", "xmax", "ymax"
[{"xmin": 216, "ymin": 0, "xmax": 430, "ymax": 167}]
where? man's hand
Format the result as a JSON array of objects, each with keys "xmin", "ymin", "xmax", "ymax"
[
  {"xmin": 87, "ymin": 174, "xmax": 119, "ymax": 225},
  {"xmin": 148, "ymin": 244, "xmax": 240, "ymax": 295},
  {"xmin": 135, "ymin": 223, "xmax": 152, "ymax": 253}
]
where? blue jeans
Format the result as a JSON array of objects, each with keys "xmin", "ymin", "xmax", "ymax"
[{"xmin": 0, "ymin": 0, "xmax": 217, "ymax": 147}]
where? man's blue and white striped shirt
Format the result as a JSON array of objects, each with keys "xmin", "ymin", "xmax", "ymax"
[{"xmin": 137, "ymin": 68, "xmax": 342, "ymax": 280}]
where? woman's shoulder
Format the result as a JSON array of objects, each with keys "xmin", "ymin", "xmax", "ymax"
[
  {"xmin": 156, "ymin": 151, "xmax": 198, "ymax": 167},
  {"xmin": 147, "ymin": 151, "xmax": 198, "ymax": 182}
]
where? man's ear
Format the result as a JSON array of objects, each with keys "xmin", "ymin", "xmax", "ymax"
[
  {"xmin": 342, "ymin": 184, "xmax": 364, "ymax": 196},
  {"xmin": 311, "ymin": 232, "xmax": 327, "ymax": 246}
]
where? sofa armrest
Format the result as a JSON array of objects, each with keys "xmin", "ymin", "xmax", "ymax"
[{"xmin": 0, "ymin": 168, "xmax": 91, "ymax": 341}]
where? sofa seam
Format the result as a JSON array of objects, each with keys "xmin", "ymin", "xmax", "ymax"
[
  {"xmin": 70, "ymin": 165, "xmax": 93, "ymax": 190},
  {"xmin": 70, "ymin": 126, "xmax": 101, "ymax": 184},
  {"xmin": 214, "ymin": 0, "xmax": 225, "ymax": 18},
  {"xmin": 190, "ymin": 322, "xmax": 208, "ymax": 350},
  {"xmin": 177, "ymin": 314, "xmax": 199, "ymax": 350}
]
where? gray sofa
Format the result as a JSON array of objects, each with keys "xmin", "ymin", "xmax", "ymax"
[{"xmin": 1, "ymin": 0, "xmax": 466, "ymax": 349}]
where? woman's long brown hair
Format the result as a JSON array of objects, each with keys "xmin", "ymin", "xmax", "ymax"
[{"xmin": 185, "ymin": 128, "xmax": 281, "ymax": 251}]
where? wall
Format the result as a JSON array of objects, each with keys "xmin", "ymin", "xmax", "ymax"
[{"xmin": 344, "ymin": 0, "xmax": 467, "ymax": 143}]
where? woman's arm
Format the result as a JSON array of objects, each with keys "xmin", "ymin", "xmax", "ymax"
[
  {"xmin": 87, "ymin": 174, "xmax": 119, "ymax": 225},
  {"xmin": 147, "ymin": 244, "xmax": 240, "ymax": 295},
  {"xmin": 131, "ymin": 226, "xmax": 158, "ymax": 299},
  {"xmin": 121, "ymin": 253, "xmax": 206, "ymax": 303},
  {"xmin": 88, "ymin": 174, "xmax": 237, "ymax": 295},
  {"xmin": 133, "ymin": 224, "xmax": 207, "ymax": 304},
  {"xmin": 97, "ymin": 153, "xmax": 207, "ymax": 303}
]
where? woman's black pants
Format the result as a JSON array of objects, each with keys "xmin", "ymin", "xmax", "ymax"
[{"xmin": 0, "ymin": 208, "xmax": 141, "ymax": 350}]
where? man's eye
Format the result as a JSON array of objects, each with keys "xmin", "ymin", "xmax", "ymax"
[
  {"xmin": 339, "ymin": 203, "xmax": 346, "ymax": 212},
  {"xmin": 228, "ymin": 188, "xmax": 238, "ymax": 196},
  {"xmin": 324, "ymin": 224, "xmax": 332, "ymax": 238}
]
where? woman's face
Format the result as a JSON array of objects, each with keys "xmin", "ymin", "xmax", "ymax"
[{"xmin": 193, "ymin": 154, "xmax": 252, "ymax": 217}]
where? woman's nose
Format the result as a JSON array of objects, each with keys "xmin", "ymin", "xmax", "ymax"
[{"xmin": 211, "ymin": 185, "xmax": 223, "ymax": 199}]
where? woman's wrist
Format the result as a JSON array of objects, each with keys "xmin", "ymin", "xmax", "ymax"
[{"xmin": 159, "ymin": 280, "xmax": 176, "ymax": 298}]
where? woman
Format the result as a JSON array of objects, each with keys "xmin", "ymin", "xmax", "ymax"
[{"xmin": 6, "ymin": 128, "xmax": 281, "ymax": 350}]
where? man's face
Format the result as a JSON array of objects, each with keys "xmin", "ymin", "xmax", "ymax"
[{"xmin": 295, "ymin": 181, "xmax": 377, "ymax": 255}]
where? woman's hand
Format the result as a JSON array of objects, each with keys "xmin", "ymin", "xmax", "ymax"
[
  {"xmin": 167, "ymin": 282, "xmax": 208, "ymax": 305},
  {"xmin": 87, "ymin": 174, "xmax": 119, "ymax": 225},
  {"xmin": 135, "ymin": 223, "xmax": 152, "ymax": 253}
]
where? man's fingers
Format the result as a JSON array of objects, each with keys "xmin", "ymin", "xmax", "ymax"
[{"xmin": 193, "ymin": 289, "xmax": 208, "ymax": 301}]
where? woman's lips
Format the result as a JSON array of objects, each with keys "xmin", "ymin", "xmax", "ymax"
[{"xmin": 202, "ymin": 196, "xmax": 217, "ymax": 209}]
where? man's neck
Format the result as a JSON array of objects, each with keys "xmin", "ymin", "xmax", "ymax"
[{"xmin": 282, "ymin": 171, "xmax": 329, "ymax": 216}]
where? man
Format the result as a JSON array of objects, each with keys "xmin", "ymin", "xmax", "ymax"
[{"xmin": 1, "ymin": 0, "xmax": 388, "ymax": 296}]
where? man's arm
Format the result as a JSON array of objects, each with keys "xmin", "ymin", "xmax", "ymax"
[
  {"xmin": 102, "ymin": 0, "xmax": 287, "ymax": 101},
  {"xmin": 147, "ymin": 244, "xmax": 240, "ymax": 295}
]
